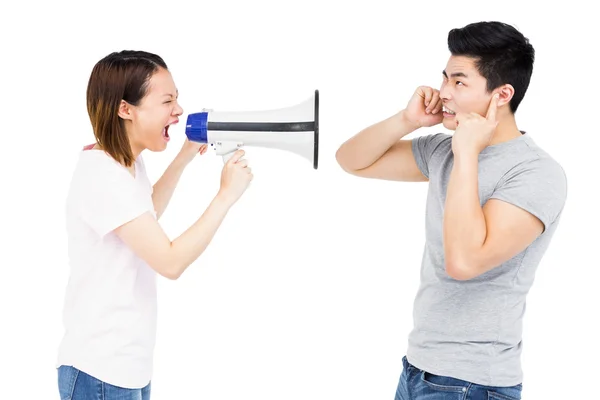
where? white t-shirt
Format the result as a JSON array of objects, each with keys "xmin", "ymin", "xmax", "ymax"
[{"xmin": 56, "ymin": 145, "xmax": 158, "ymax": 389}]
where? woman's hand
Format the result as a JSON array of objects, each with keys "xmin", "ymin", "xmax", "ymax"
[{"xmin": 178, "ymin": 138, "xmax": 209, "ymax": 164}]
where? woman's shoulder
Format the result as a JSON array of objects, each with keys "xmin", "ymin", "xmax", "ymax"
[{"xmin": 72, "ymin": 144, "xmax": 132, "ymax": 184}]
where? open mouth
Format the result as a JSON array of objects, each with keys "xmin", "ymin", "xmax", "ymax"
[
  {"xmin": 443, "ymin": 106, "xmax": 456, "ymax": 116},
  {"xmin": 162, "ymin": 125, "xmax": 170, "ymax": 141},
  {"xmin": 162, "ymin": 119, "xmax": 179, "ymax": 142}
]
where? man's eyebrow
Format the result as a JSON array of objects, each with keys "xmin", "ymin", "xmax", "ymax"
[
  {"xmin": 442, "ymin": 70, "xmax": 468, "ymax": 78},
  {"xmin": 163, "ymin": 89, "xmax": 179, "ymax": 97}
]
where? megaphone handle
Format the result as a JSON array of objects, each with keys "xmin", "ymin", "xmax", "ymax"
[{"xmin": 222, "ymin": 152, "xmax": 235, "ymax": 164}]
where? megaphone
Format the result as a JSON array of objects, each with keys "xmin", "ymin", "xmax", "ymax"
[{"xmin": 185, "ymin": 90, "xmax": 319, "ymax": 169}]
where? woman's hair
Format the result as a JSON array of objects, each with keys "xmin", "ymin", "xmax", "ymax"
[{"xmin": 86, "ymin": 50, "xmax": 168, "ymax": 166}]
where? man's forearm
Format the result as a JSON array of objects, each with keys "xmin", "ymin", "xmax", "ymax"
[
  {"xmin": 336, "ymin": 110, "xmax": 419, "ymax": 170},
  {"xmin": 443, "ymin": 152, "xmax": 487, "ymax": 278},
  {"xmin": 152, "ymin": 155, "xmax": 190, "ymax": 220}
]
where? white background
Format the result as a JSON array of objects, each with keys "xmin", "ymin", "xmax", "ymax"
[{"xmin": 1, "ymin": 0, "xmax": 598, "ymax": 399}]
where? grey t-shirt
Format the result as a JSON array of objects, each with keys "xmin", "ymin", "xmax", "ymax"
[{"xmin": 406, "ymin": 132, "xmax": 567, "ymax": 387}]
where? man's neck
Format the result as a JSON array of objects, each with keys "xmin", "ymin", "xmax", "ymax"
[{"xmin": 489, "ymin": 114, "xmax": 523, "ymax": 146}]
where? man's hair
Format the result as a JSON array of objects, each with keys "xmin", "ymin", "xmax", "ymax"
[
  {"xmin": 448, "ymin": 21, "xmax": 535, "ymax": 113},
  {"xmin": 86, "ymin": 50, "xmax": 168, "ymax": 166}
]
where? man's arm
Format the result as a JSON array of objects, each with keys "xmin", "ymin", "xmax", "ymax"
[
  {"xmin": 336, "ymin": 111, "xmax": 426, "ymax": 181},
  {"xmin": 443, "ymin": 153, "xmax": 544, "ymax": 280},
  {"xmin": 335, "ymin": 86, "xmax": 444, "ymax": 182}
]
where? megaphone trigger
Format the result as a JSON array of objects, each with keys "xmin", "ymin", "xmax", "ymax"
[
  {"xmin": 222, "ymin": 153, "xmax": 235, "ymax": 164},
  {"xmin": 213, "ymin": 141, "xmax": 244, "ymax": 164}
]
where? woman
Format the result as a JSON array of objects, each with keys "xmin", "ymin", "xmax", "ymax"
[{"xmin": 56, "ymin": 50, "xmax": 253, "ymax": 399}]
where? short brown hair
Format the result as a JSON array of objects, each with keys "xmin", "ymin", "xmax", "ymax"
[{"xmin": 86, "ymin": 50, "xmax": 168, "ymax": 167}]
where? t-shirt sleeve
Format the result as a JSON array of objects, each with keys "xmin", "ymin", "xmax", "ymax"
[
  {"xmin": 411, "ymin": 133, "xmax": 451, "ymax": 178},
  {"xmin": 489, "ymin": 157, "xmax": 567, "ymax": 232},
  {"xmin": 76, "ymin": 162, "xmax": 153, "ymax": 238}
]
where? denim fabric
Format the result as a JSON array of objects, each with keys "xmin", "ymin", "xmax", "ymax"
[
  {"xmin": 395, "ymin": 356, "xmax": 522, "ymax": 400},
  {"xmin": 58, "ymin": 366, "xmax": 151, "ymax": 400}
]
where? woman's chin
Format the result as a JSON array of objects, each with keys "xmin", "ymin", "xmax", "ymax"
[
  {"xmin": 157, "ymin": 141, "xmax": 168, "ymax": 151},
  {"xmin": 145, "ymin": 140, "xmax": 168, "ymax": 152}
]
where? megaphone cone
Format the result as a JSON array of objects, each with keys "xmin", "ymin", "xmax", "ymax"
[{"xmin": 185, "ymin": 90, "xmax": 319, "ymax": 169}]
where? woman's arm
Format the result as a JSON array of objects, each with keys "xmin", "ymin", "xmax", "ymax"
[
  {"xmin": 116, "ymin": 150, "xmax": 253, "ymax": 279},
  {"xmin": 152, "ymin": 141, "xmax": 207, "ymax": 219}
]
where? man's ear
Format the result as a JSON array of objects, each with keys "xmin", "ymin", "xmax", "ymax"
[
  {"xmin": 118, "ymin": 100, "xmax": 133, "ymax": 121},
  {"xmin": 494, "ymin": 84, "xmax": 514, "ymax": 108}
]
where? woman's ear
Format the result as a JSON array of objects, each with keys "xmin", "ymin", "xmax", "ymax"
[{"xmin": 118, "ymin": 100, "xmax": 133, "ymax": 120}]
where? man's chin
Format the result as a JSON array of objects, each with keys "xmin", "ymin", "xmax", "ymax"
[{"xmin": 442, "ymin": 118, "xmax": 458, "ymax": 131}]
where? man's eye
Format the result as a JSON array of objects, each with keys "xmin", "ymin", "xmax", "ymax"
[
  {"xmin": 164, "ymin": 100, "xmax": 172, "ymax": 103},
  {"xmin": 456, "ymin": 81, "xmax": 464, "ymax": 86}
]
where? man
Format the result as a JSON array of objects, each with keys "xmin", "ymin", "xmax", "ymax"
[{"xmin": 335, "ymin": 21, "xmax": 567, "ymax": 399}]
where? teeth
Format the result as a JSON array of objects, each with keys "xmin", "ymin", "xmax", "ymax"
[{"xmin": 443, "ymin": 106, "xmax": 456, "ymax": 115}]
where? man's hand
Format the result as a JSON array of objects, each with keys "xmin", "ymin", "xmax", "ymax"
[
  {"xmin": 402, "ymin": 86, "xmax": 444, "ymax": 129},
  {"xmin": 452, "ymin": 94, "xmax": 499, "ymax": 157}
]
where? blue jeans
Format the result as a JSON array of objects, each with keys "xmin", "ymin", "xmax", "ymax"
[
  {"xmin": 395, "ymin": 356, "xmax": 522, "ymax": 400},
  {"xmin": 57, "ymin": 366, "xmax": 151, "ymax": 400}
]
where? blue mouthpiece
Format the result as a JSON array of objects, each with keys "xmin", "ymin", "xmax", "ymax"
[{"xmin": 185, "ymin": 112, "xmax": 209, "ymax": 143}]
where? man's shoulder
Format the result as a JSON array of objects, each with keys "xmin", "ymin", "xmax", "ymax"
[
  {"xmin": 412, "ymin": 132, "xmax": 453, "ymax": 154},
  {"xmin": 516, "ymin": 137, "xmax": 567, "ymax": 183},
  {"xmin": 497, "ymin": 138, "xmax": 568, "ymax": 209},
  {"xmin": 424, "ymin": 132, "xmax": 453, "ymax": 143}
]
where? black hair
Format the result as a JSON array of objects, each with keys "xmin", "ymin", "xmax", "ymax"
[{"xmin": 448, "ymin": 21, "xmax": 535, "ymax": 113}]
